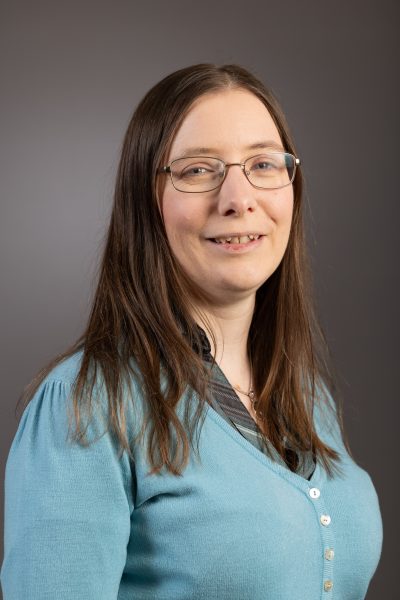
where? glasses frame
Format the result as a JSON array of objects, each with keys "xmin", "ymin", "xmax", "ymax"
[{"xmin": 159, "ymin": 152, "xmax": 301, "ymax": 193}]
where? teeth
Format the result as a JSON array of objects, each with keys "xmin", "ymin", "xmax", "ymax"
[{"xmin": 214, "ymin": 234, "xmax": 260, "ymax": 244}]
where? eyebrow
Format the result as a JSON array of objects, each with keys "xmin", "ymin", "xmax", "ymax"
[{"xmin": 177, "ymin": 141, "xmax": 285, "ymax": 158}]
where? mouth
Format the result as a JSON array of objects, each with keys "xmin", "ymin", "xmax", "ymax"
[{"xmin": 209, "ymin": 234, "xmax": 262, "ymax": 245}]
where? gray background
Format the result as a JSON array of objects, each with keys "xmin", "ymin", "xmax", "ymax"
[{"xmin": 1, "ymin": 1, "xmax": 398, "ymax": 597}]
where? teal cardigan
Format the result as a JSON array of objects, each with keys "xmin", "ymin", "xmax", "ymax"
[{"xmin": 1, "ymin": 352, "xmax": 383, "ymax": 599}]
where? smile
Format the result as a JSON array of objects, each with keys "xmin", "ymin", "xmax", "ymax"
[{"xmin": 211, "ymin": 234, "xmax": 262, "ymax": 244}]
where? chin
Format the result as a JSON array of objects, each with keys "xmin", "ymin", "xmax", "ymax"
[
  {"xmin": 206, "ymin": 277, "xmax": 268, "ymax": 301},
  {"xmin": 222, "ymin": 271, "xmax": 272, "ymax": 290}
]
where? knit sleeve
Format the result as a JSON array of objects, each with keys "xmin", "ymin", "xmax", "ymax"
[{"xmin": 1, "ymin": 376, "xmax": 134, "ymax": 600}]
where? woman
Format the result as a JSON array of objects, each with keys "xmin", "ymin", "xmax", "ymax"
[{"xmin": 1, "ymin": 64, "xmax": 383, "ymax": 599}]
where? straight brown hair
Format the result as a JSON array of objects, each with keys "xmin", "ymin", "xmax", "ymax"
[{"xmin": 18, "ymin": 64, "xmax": 352, "ymax": 477}]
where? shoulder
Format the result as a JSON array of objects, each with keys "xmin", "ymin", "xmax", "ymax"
[
  {"xmin": 14, "ymin": 351, "xmax": 85, "ymax": 441},
  {"xmin": 43, "ymin": 349, "xmax": 85, "ymax": 386},
  {"xmin": 17, "ymin": 350, "xmax": 86, "ymax": 423},
  {"xmin": 23, "ymin": 351, "xmax": 146, "ymax": 443},
  {"xmin": 10, "ymin": 351, "xmax": 145, "ymax": 469}
]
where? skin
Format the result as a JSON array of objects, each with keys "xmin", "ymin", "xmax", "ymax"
[{"xmin": 160, "ymin": 89, "xmax": 294, "ymax": 420}]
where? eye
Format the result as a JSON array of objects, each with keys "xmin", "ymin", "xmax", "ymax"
[
  {"xmin": 182, "ymin": 165, "xmax": 211, "ymax": 177},
  {"xmin": 247, "ymin": 154, "xmax": 285, "ymax": 177},
  {"xmin": 173, "ymin": 158, "xmax": 222, "ymax": 181},
  {"xmin": 252, "ymin": 159, "xmax": 276, "ymax": 171}
]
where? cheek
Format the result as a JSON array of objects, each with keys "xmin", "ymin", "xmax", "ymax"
[
  {"xmin": 265, "ymin": 188, "xmax": 294, "ymax": 226},
  {"xmin": 161, "ymin": 191, "xmax": 181, "ymax": 240},
  {"xmin": 162, "ymin": 192, "xmax": 207, "ymax": 241},
  {"xmin": 161, "ymin": 200, "xmax": 196, "ymax": 257},
  {"xmin": 164, "ymin": 212, "xmax": 195, "ymax": 245}
]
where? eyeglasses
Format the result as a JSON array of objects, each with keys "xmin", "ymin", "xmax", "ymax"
[{"xmin": 159, "ymin": 152, "xmax": 300, "ymax": 193}]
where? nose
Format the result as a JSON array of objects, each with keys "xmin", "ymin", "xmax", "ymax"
[{"xmin": 216, "ymin": 163, "xmax": 257, "ymax": 217}]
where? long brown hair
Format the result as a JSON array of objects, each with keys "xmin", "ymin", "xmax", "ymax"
[{"xmin": 18, "ymin": 64, "xmax": 351, "ymax": 477}]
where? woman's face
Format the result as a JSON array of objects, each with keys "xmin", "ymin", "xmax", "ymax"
[{"xmin": 160, "ymin": 89, "xmax": 294, "ymax": 307}]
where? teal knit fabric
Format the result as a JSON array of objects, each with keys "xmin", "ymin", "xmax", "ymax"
[{"xmin": 1, "ymin": 351, "xmax": 383, "ymax": 599}]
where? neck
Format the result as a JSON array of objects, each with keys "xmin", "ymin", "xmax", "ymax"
[{"xmin": 194, "ymin": 296, "xmax": 255, "ymax": 384}]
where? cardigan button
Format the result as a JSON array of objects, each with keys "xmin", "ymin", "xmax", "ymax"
[
  {"xmin": 309, "ymin": 487, "xmax": 321, "ymax": 499},
  {"xmin": 320, "ymin": 514, "xmax": 331, "ymax": 526},
  {"xmin": 325, "ymin": 548, "xmax": 335, "ymax": 560},
  {"xmin": 324, "ymin": 579, "xmax": 333, "ymax": 591}
]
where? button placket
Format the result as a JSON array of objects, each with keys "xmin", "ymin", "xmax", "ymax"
[{"xmin": 305, "ymin": 484, "xmax": 335, "ymax": 597}]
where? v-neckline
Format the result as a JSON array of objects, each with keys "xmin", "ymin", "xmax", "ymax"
[
  {"xmin": 196, "ymin": 325, "xmax": 318, "ymax": 483},
  {"xmin": 205, "ymin": 399, "xmax": 326, "ymax": 492},
  {"xmin": 207, "ymin": 360, "xmax": 317, "ymax": 478}
]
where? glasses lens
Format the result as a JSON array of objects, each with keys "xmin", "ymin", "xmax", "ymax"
[
  {"xmin": 246, "ymin": 153, "xmax": 295, "ymax": 189},
  {"xmin": 170, "ymin": 157, "xmax": 224, "ymax": 192}
]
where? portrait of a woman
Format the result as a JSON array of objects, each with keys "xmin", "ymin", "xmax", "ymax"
[{"xmin": 1, "ymin": 64, "xmax": 383, "ymax": 599}]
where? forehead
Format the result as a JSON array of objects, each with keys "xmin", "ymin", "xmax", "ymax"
[{"xmin": 168, "ymin": 89, "xmax": 283, "ymax": 160}]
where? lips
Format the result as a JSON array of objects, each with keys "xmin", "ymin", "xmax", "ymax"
[{"xmin": 210, "ymin": 234, "xmax": 262, "ymax": 244}]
